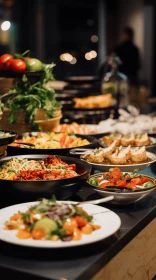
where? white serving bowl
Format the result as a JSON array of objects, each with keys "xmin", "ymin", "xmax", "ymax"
[{"xmin": 87, "ymin": 173, "xmax": 156, "ymax": 204}]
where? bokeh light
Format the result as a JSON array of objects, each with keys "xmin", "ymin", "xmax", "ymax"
[
  {"xmin": 91, "ymin": 35, "xmax": 98, "ymax": 43},
  {"xmin": 90, "ymin": 50, "xmax": 97, "ymax": 58},
  {"xmin": 1, "ymin": 21, "xmax": 11, "ymax": 31},
  {"xmin": 70, "ymin": 57, "xmax": 77, "ymax": 64},
  {"xmin": 85, "ymin": 52, "xmax": 92, "ymax": 60}
]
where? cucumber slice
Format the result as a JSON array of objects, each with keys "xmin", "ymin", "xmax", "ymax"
[{"xmin": 34, "ymin": 217, "xmax": 58, "ymax": 234}]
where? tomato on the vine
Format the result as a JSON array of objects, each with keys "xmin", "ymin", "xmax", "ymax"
[
  {"xmin": 10, "ymin": 59, "xmax": 27, "ymax": 72},
  {"xmin": 0, "ymin": 54, "xmax": 13, "ymax": 70}
]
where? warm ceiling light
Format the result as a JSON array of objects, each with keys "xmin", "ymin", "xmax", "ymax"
[
  {"xmin": 90, "ymin": 50, "xmax": 97, "ymax": 58},
  {"xmin": 60, "ymin": 54, "xmax": 65, "ymax": 61},
  {"xmin": 91, "ymin": 35, "xmax": 98, "ymax": 43},
  {"xmin": 1, "ymin": 21, "xmax": 11, "ymax": 31},
  {"xmin": 70, "ymin": 57, "xmax": 77, "ymax": 64},
  {"xmin": 85, "ymin": 52, "xmax": 92, "ymax": 60},
  {"xmin": 64, "ymin": 53, "xmax": 73, "ymax": 62}
]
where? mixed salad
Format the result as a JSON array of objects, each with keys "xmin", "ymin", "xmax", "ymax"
[
  {"xmin": 5, "ymin": 197, "xmax": 100, "ymax": 241},
  {"xmin": 88, "ymin": 167, "xmax": 154, "ymax": 191}
]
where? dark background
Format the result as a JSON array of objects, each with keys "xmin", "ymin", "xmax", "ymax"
[{"xmin": 0, "ymin": 0, "xmax": 156, "ymax": 96}]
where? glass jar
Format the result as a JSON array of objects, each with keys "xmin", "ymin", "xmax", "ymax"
[{"xmin": 101, "ymin": 53, "xmax": 129, "ymax": 107}]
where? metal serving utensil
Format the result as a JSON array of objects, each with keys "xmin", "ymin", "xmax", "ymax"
[
  {"xmin": 75, "ymin": 195, "xmax": 114, "ymax": 205},
  {"xmin": 14, "ymin": 142, "xmax": 35, "ymax": 147}
]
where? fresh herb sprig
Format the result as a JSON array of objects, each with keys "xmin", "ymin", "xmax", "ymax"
[{"xmin": 1, "ymin": 62, "xmax": 61, "ymax": 130}]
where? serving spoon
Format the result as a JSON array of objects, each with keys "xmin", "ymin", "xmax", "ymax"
[
  {"xmin": 14, "ymin": 142, "xmax": 35, "ymax": 147},
  {"xmin": 74, "ymin": 195, "xmax": 114, "ymax": 205}
]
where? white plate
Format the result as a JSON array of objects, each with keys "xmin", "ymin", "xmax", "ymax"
[
  {"xmin": 0, "ymin": 201, "xmax": 121, "ymax": 248},
  {"xmin": 81, "ymin": 152, "xmax": 156, "ymax": 172}
]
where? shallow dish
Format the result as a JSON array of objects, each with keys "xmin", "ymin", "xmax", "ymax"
[
  {"xmin": 0, "ymin": 201, "xmax": 121, "ymax": 248},
  {"xmin": 79, "ymin": 150, "xmax": 156, "ymax": 172},
  {"xmin": 0, "ymin": 154, "xmax": 91, "ymax": 199},
  {"xmin": 99, "ymin": 136, "xmax": 156, "ymax": 150},
  {"xmin": 87, "ymin": 173, "xmax": 156, "ymax": 204},
  {"xmin": 7, "ymin": 132, "xmax": 97, "ymax": 156}
]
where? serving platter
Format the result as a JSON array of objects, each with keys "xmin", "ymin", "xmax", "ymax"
[
  {"xmin": 0, "ymin": 154, "xmax": 91, "ymax": 199},
  {"xmin": 0, "ymin": 201, "xmax": 121, "ymax": 248},
  {"xmin": 76, "ymin": 150, "xmax": 156, "ymax": 172},
  {"xmin": 7, "ymin": 132, "xmax": 98, "ymax": 156},
  {"xmin": 87, "ymin": 173, "xmax": 156, "ymax": 204},
  {"xmin": 53, "ymin": 123, "xmax": 110, "ymax": 138},
  {"xmin": 99, "ymin": 135, "xmax": 156, "ymax": 150}
]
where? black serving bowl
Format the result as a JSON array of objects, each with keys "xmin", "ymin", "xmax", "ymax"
[
  {"xmin": 7, "ymin": 132, "xmax": 98, "ymax": 156},
  {"xmin": 0, "ymin": 154, "xmax": 92, "ymax": 200},
  {"xmin": 0, "ymin": 130, "xmax": 17, "ymax": 146}
]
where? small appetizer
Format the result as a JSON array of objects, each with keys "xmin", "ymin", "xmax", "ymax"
[
  {"xmin": 101, "ymin": 140, "xmax": 118, "ymax": 159},
  {"xmin": 121, "ymin": 133, "xmax": 135, "ymax": 146},
  {"xmin": 131, "ymin": 146, "xmax": 147, "ymax": 163},
  {"xmin": 110, "ymin": 146, "xmax": 131, "ymax": 165},
  {"xmin": 89, "ymin": 148, "xmax": 104, "ymax": 164},
  {"xmin": 135, "ymin": 133, "xmax": 149, "ymax": 146},
  {"xmin": 103, "ymin": 134, "xmax": 122, "ymax": 146}
]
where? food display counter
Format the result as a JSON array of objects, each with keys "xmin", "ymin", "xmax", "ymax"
[
  {"xmin": 0, "ymin": 56, "xmax": 156, "ymax": 280},
  {"xmin": 0, "ymin": 163, "xmax": 155, "ymax": 280}
]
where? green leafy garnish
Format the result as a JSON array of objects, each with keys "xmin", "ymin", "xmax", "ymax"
[
  {"xmin": 81, "ymin": 212, "xmax": 93, "ymax": 222},
  {"xmin": 2, "ymin": 61, "xmax": 61, "ymax": 130}
]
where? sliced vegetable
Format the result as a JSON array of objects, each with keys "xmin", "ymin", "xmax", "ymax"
[
  {"xmin": 144, "ymin": 181, "xmax": 153, "ymax": 188},
  {"xmin": 89, "ymin": 177, "xmax": 99, "ymax": 187},
  {"xmin": 33, "ymin": 217, "xmax": 58, "ymax": 234}
]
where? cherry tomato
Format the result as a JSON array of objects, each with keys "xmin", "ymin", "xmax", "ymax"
[
  {"xmin": 10, "ymin": 59, "xmax": 26, "ymax": 72},
  {"xmin": 74, "ymin": 216, "xmax": 88, "ymax": 227},
  {"xmin": 0, "ymin": 54, "xmax": 13, "ymax": 70},
  {"xmin": 116, "ymin": 180, "xmax": 127, "ymax": 187}
]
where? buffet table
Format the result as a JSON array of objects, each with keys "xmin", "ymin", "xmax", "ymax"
[{"xmin": 0, "ymin": 163, "xmax": 155, "ymax": 280}]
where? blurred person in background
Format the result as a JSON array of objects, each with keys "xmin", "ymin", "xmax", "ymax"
[{"xmin": 114, "ymin": 27, "xmax": 140, "ymax": 84}]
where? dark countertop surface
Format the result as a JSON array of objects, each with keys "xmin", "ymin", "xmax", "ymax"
[{"xmin": 0, "ymin": 162, "xmax": 156, "ymax": 280}]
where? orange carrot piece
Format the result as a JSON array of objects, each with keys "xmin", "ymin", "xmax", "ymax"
[
  {"xmin": 16, "ymin": 230, "xmax": 31, "ymax": 239},
  {"xmin": 10, "ymin": 213, "xmax": 22, "ymax": 221},
  {"xmin": 31, "ymin": 228, "xmax": 46, "ymax": 240}
]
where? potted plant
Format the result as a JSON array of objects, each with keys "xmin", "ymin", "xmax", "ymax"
[{"xmin": 0, "ymin": 63, "xmax": 62, "ymax": 132}]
